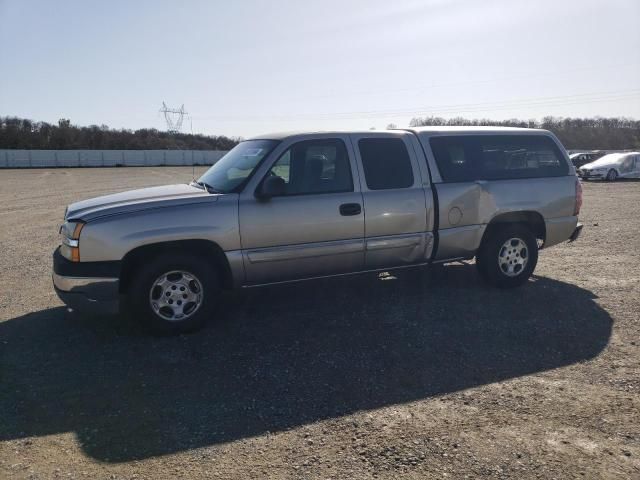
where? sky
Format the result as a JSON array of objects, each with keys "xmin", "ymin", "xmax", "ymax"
[{"xmin": 1, "ymin": 0, "xmax": 639, "ymax": 138}]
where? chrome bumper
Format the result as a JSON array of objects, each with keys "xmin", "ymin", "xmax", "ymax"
[
  {"xmin": 53, "ymin": 273, "xmax": 120, "ymax": 315},
  {"xmin": 53, "ymin": 273, "xmax": 117, "ymax": 292}
]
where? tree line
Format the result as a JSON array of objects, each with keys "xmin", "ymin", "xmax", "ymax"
[
  {"xmin": 408, "ymin": 116, "xmax": 640, "ymax": 150},
  {"xmin": 0, "ymin": 117, "xmax": 239, "ymax": 150},
  {"xmin": 3, "ymin": 115, "xmax": 639, "ymax": 151}
]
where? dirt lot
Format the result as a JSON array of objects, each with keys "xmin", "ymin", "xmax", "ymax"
[{"xmin": 0, "ymin": 167, "xmax": 638, "ymax": 479}]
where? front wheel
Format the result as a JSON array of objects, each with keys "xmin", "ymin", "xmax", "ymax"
[
  {"xmin": 606, "ymin": 169, "xmax": 618, "ymax": 181},
  {"xmin": 476, "ymin": 225, "xmax": 538, "ymax": 288},
  {"xmin": 127, "ymin": 253, "xmax": 219, "ymax": 334}
]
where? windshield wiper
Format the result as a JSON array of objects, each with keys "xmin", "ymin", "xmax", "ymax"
[{"xmin": 191, "ymin": 180, "xmax": 223, "ymax": 194}]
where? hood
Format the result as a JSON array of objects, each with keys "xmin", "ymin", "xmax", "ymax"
[
  {"xmin": 66, "ymin": 183, "xmax": 217, "ymax": 221},
  {"xmin": 581, "ymin": 154, "xmax": 625, "ymax": 170}
]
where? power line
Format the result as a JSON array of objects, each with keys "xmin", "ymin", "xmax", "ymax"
[
  {"xmin": 289, "ymin": 61, "xmax": 640, "ymax": 102},
  {"xmin": 283, "ymin": 89, "xmax": 640, "ymax": 119},
  {"xmin": 419, "ymin": 93, "xmax": 640, "ymax": 118},
  {"xmin": 191, "ymin": 88, "xmax": 640, "ymax": 122}
]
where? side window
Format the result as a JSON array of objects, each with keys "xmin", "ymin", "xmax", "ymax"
[
  {"xmin": 429, "ymin": 136, "xmax": 476, "ymax": 182},
  {"xmin": 271, "ymin": 150, "xmax": 291, "ymax": 183},
  {"xmin": 477, "ymin": 135, "xmax": 568, "ymax": 179},
  {"xmin": 267, "ymin": 138, "xmax": 353, "ymax": 195},
  {"xmin": 358, "ymin": 138, "xmax": 414, "ymax": 190},
  {"xmin": 430, "ymin": 135, "xmax": 568, "ymax": 182},
  {"xmin": 620, "ymin": 156, "xmax": 634, "ymax": 173}
]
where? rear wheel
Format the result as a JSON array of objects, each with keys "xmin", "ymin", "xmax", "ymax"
[
  {"xmin": 127, "ymin": 252, "xmax": 219, "ymax": 334},
  {"xmin": 606, "ymin": 169, "xmax": 618, "ymax": 181},
  {"xmin": 476, "ymin": 225, "xmax": 538, "ymax": 288}
]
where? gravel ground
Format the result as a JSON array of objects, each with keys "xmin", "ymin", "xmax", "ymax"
[{"xmin": 0, "ymin": 168, "xmax": 638, "ymax": 479}]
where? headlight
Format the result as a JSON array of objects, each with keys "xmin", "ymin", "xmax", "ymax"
[{"xmin": 59, "ymin": 221, "xmax": 84, "ymax": 262}]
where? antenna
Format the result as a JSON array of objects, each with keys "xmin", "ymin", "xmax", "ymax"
[
  {"xmin": 160, "ymin": 102, "xmax": 187, "ymax": 133},
  {"xmin": 190, "ymin": 116, "xmax": 195, "ymax": 181}
]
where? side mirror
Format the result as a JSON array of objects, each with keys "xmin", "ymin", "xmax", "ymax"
[{"xmin": 256, "ymin": 175, "xmax": 286, "ymax": 200}]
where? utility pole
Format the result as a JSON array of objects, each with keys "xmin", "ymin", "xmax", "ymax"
[{"xmin": 160, "ymin": 102, "xmax": 187, "ymax": 133}]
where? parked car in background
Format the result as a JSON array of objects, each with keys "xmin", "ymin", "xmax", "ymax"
[
  {"xmin": 53, "ymin": 127, "xmax": 583, "ymax": 334},
  {"xmin": 569, "ymin": 151, "xmax": 604, "ymax": 169},
  {"xmin": 578, "ymin": 152, "xmax": 640, "ymax": 181}
]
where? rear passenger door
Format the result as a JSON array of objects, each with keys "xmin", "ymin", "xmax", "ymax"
[{"xmin": 351, "ymin": 132, "xmax": 432, "ymax": 269}]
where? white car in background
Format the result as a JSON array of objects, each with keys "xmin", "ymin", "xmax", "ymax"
[
  {"xmin": 569, "ymin": 151, "xmax": 602, "ymax": 169},
  {"xmin": 579, "ymin": 152, "xmax": 640, "ymax": 181}
]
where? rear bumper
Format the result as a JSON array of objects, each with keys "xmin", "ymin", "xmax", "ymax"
[
  {"xmin": 52, "ymin": 248, "xmax": 121, "ymax": 315},
  {"xmin": 544, "ymin": 216, "xmax": 580, "ymax": 248},
  {"xmin": 569, "ymin": 222, "xmax": 583, "ymax": 242}
]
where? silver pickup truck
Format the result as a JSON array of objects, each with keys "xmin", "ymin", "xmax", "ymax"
[{"xmin": 53, "ymin": 127, "xmax": 583, "ymax": 333}]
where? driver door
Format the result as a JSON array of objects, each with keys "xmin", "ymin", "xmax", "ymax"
[{"xmin": 238, "ymin": 135, "xmax": 365, "ymax": 285}]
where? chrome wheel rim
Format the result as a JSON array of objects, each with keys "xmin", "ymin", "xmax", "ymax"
[
  {"xmin": 608, "ymin": 170, "xmax": 617, "ymax": 181},
  {"xmin": 498, "ymin": 238, "xmax": 529, "ymax": 277},
  {"xmin": 149, "ymin": 270, "xmax": 203, "ymax": 322}
]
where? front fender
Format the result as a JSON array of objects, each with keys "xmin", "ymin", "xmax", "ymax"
[{"xmin": 78, "ymin": 196, "xmax": 240, "ymax": 262}]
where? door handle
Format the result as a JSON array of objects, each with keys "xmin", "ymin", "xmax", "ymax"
[{"xmin": 339, "ymin": 203, "xmax": 362, "ymax": 216}]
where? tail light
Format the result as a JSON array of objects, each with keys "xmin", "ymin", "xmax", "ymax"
[{"xmin": 574, "ymin": 178, "xmax": 583, "ymax": 216}]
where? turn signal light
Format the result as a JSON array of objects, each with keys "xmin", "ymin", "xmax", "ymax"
[
  {"xmin": 60, "ymin": 221, "xmax": 85, "ymax": 262},
  {"xmin": 72, "ymin": 222, "xmax": 84, "ymax": 239}
]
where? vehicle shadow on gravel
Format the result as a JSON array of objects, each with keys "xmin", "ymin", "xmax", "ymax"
[{"xmin": 0, "ymin": 265, "xmax": 612, "ymax": 462}]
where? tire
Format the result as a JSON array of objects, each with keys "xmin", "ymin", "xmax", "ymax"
[
  {"xmin": 606, "ymin": 169, "xmax": 618, "ymax": 181},
  {"xmin": 127, "ymin": 252, "xmax": 219, "ymax": 334},
  {"xmin": 476, "ymin": 225, "xmax": 538, "ymax": 288}
]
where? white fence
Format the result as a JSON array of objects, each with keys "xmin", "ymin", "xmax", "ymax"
[{"xmin": 0, "ymin": 150, "xmax": 228, "ymax": 168}]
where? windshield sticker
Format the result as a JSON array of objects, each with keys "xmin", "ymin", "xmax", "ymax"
[{"xmin": 244, "ymin": 148, "xmax": 264, "ymax": 157}]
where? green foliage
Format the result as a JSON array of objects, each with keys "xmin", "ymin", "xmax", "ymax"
[
  {"xmin": 4, "ymin": 115, "xmax": 638, "ymax": 151},
  {"xmin": 408, "ymin": 116, "xmax": 640, "ymax": 150},
  {"xmin": 0, "ymin": 117, "xmax": 239, "ymax": 150}
]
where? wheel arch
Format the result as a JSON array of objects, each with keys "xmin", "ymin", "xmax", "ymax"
[
  {"xmin": 481, "ymin": 211, "xmax": 546, "ymax": 246},
  {"xmin": 606, "ymin": 167, "xmax": 619, "ymax": 180},
  {"xmin": 119, "ymin": 239, "xmax": 234, "ymax": 294}
]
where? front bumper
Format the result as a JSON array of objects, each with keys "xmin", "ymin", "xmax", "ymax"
[
  {"xmin": 52, "ymin": 247, "xmax": 121, "ymax": 315},
  {"xmin": 579, "ymin": 171, "xmax": 604, "ymax": 180}
]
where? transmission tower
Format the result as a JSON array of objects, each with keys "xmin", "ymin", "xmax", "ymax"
[{"xmin": 160, "ymin": 102, "xmax": 187, "ymax": 133}]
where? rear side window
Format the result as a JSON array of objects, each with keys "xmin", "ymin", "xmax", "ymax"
[
  {"xmin": 358, "ymin": 138, "xmax": 414, "ymax": 190},
  {"xmin": 429, "ymin": 137, "xmax": 474, "ymax": 182},
  {"xmin": 430, "ymin": 135, "xmax": 569, "ymax": 182}
]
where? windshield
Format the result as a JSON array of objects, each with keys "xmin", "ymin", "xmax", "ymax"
[
  {"xmin": 197, "ymin": 139, "xmax": 279, "ymax": 193},
  {"xmin": 586, "ymin": 153, "xmax": 625, "ymax": 167}
]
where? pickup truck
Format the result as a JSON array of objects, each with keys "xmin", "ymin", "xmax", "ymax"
[{"xmin": 53, "ymin": 127, "xmax": 583, "ymax": 333}]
